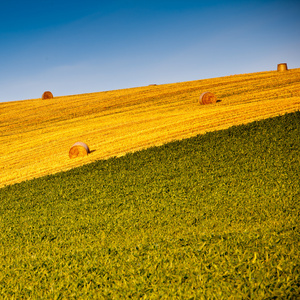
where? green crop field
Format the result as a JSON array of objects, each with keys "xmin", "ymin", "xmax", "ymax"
[{"xmin": 0, "ymin": 111, "xmax": 299, "ymax": 299}]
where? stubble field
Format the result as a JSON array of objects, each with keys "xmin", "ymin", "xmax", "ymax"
[{"xmin": 1, "ymin": 68, "xmax": 300, "ymax": 188}]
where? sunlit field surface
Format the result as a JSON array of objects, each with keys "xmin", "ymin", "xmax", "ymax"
[{"xmin": 1, "ymin": 68, "xmax": 299, "ymax": 187}]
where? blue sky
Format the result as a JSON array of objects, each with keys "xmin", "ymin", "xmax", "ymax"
[{"xmin": 0, "ymin": 0, "xmax": 299, "ymax": 102}]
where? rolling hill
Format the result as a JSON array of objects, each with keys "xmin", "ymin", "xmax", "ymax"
[{"xmin": 1, "ymin": 68, "xmax": 299, "ymax": 187}]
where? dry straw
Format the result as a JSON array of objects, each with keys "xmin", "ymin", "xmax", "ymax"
[
  {"xmin": 199, "ymin": 92, "xmax": 217, "ymax": 105},
  {"xmin": 42, "ymin": 91, "xmax": 53, "ymax": 99},
  {"xmin": 69, "ymin": 142, "xmax": 90, "ymax": 159},
  {"xmin": 277, "ymin": 63, "xmax": 288, "ymax": 72}
]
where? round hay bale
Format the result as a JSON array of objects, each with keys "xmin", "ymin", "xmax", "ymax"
[
  {"xmin": 277, "ymin": 63, "xmax": 288, "ymax": 72},
  {"xmin": 69, "ymin": 142, "xmax": 90, "ymax": 159},
  {"xmin": 199, "ymin": 92, "xmax": 217, "ymax": 105},
  {"xmin": 42, "ymin": 91, "xmax": 53, "ymax": 99}
]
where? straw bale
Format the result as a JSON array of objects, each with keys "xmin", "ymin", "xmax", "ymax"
[
  {"xmin": 199, "ymin": 92, "xmax": 217, "ymax": 105},
  {"xmin": 277, "ymin": 63, "xmax": 288, "ymax": 72},
  {"xmin": 42, "ymin": 91, "xmax": 53, "ymax": 99},
  {"xmin": 69, "ymin": 142, "xmax": 90, "ymax": 159}
]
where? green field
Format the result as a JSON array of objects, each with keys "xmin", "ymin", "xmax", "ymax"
[{"xmin": 1, "ymin": 111, "xmax": 299, "ymax": 299}]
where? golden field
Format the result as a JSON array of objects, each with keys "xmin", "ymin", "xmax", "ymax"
[{"xmin": 1, "ymin": 68, "xmax": 299, "ymax": 188}]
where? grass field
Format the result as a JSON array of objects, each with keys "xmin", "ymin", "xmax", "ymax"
[
  {"xmin": 0, "ymin": 111, "xmax": 299, "ymax": 298},
  {"xmin": 1, "ymin": 68, "xmax": 300, "ymax": 187}
]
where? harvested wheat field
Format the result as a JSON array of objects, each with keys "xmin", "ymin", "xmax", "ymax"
[{"xmin": 1, "ymin": 68, "xmax": 300, "ymax": 187}]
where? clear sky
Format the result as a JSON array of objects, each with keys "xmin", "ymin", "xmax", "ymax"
[{"xmin": 0, "ymin": 0, "xmax": 299, "ymax": 102}]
